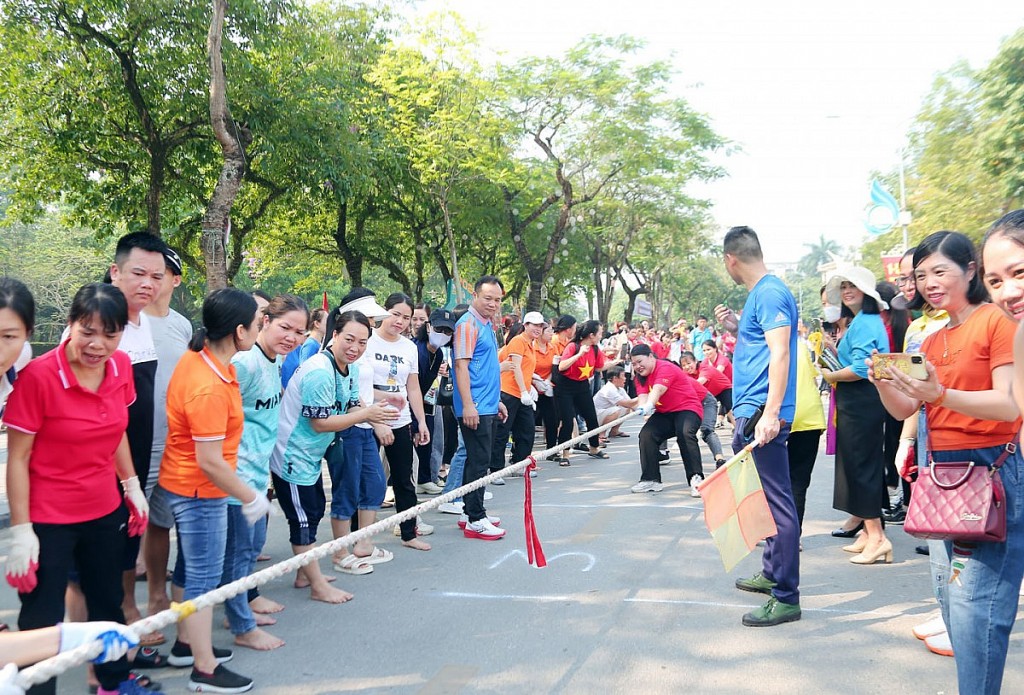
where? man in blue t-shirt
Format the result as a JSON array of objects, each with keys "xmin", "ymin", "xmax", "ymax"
[
  {"xmin": 452, "ymin": 276, "xmax": 509, "ymax": 540},
  {"xmin": 715, "ymin": 225, "xmax": 802, "ymax": 628}
]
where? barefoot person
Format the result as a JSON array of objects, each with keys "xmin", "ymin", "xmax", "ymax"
[
  {"xmin": 220, "ymin": 295, "xmax": 309, "ymax": 652},
  {"xmin": 271, "ymin": 309, "xmax": 398, "ymax": 598}
]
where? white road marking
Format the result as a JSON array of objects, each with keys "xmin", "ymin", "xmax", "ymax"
[{"xmin": 489, "ymin": 548, "xmax": 596, "ymax": 571}]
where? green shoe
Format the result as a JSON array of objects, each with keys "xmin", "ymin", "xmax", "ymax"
[
  {"xmin": 742, "ymin": 597, "xmax": 801, "ymax": 627},
  {"xmin": 734, "ymin": 571, "xmax": 777, "ymax": 595}
]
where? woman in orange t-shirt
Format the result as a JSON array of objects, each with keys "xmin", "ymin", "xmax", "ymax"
[
  {"xmin": 154, "ymin": 288, "xmax": 269, "ymax": 693},
  {"xmin": 533, "ymin": 323, "xmax": 559, "ymax": 457},
  {"xmin": 873, "ymin": 230, "xmax": 1022, "ymax": 695}
]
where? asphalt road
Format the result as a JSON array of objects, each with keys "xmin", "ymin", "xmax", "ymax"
[{"xmin": 1, "ymin": 419, "xmax": 1021, "ymax": 694}]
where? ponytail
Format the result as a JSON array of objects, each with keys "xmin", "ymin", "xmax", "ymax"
[{"xmin": 188, "ymin": 326, "xmax": 209, "ymax": 352}]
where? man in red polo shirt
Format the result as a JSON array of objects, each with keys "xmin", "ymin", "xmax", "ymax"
[{"xmin": 629, "ymin": 344, "xmax": 703, "ymax": 494}]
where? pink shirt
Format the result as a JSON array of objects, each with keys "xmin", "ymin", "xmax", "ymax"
[{"xmin": 4, "ymin": 342, "xmax": 134, "ymax": 524}]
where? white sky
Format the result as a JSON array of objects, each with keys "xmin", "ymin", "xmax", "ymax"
[{"xmin": 407, "ymin": 0, "xmax": 1024, "ymax": 263}]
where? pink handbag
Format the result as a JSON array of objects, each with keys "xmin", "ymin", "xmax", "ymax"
[{"xmin": 904, "ymin": 436, "xmax": 1016, "ymax": 543}]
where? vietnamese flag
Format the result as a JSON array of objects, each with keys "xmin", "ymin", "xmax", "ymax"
[{"xmin": 322, "ymin": 291, "xmax": 329, "ymax": 312}]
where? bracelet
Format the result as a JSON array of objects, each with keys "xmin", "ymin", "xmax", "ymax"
[{"xmin": 929, "ymin": 385, "xmax": 947, "ymax": 408}]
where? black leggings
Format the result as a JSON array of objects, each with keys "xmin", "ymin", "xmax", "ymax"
[
  {"xmin": 536, "ymin": 394, "xmax": 559, "ymax": 450},
  {"xmin": 383, "ymin": 424, "xmax": 418, "ymax": 541},
  {"xmin": 555, "ymin": 377, "xmax": 600, "ymax": 449}
]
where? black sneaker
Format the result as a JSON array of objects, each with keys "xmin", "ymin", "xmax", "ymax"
[
  {"xmin": 168, "ymin": 640, "xmax": 233, "ymax": 668},
  {"xmin": 187, "ymin": 665, "xmax": 252, "ymax": 693},
  {"xmin": 882, "ymin": 507, "xmax": 907, "ymax": 525}
]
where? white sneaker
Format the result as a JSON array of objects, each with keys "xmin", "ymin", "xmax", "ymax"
[
  {"xmin": 416, "ymin": 481, "xmax": 444, "ymax": 495},
  {"xmin": 491, "ymin": 477, "xmax": 506, "ymax": 486},
  {"xmin": 924, "ymin": 630, "xmax": 954, "ymax": 657},
  {"xmin": 438, "ymin": 501, "xmax": 464, "ymax": 515},
  {"xmin": 912, "ymin": 614, "xmax": 946, "ymax": 640},
  {"xmin": 631, "ymin": 480, "xmax": 664, "ymax": 493},
  {"xmin": 393, "ymin": 516, "xmax": 434, "ymax": 536},
  {"xmin": 690, "ymin": 475, "xmax": 703, "ymax": 498},
  {"xmin": 458, "ymin": 513, "xmax": 500, "ymax": 529},
  {"xmin": 464, "ymin": 518, "xmax": 506, "ymax": 540},
  {"xmin": 415, "ymin": 517, "xmax": 434, "ymax": 536},
  {"xmin": 484, "ymin": 491, "xmax": 493, "ymax": 501}
]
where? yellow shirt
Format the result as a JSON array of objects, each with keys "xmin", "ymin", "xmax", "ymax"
[{"xmin": 792, "ymin": 340, "xmax": 825, "ymax": 432}]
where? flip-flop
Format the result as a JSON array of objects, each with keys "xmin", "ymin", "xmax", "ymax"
[
  {"xmin": 614, "ymin": 432, "xmax": 630, "ymax": 438},
  {"xmin": 587, "ymin": 451, "xmax": 610, "ymax": 459},
  {"xmin": 354, "ymin": 547, "xmax": 394, "ymax": 565},
  {"xmin": 89, "ymin": 672, "xmax": 162, "ymax": 694},
  {"xmin": 333, "ymin": 554, "xmax": 374, "ymax": 575},
  {"xmin": 139, "ymin": 630, "xmax": 166, "ymax": 647},
  {"xmin": 131, "ymin": 646, "xmax": 169, "ymax": 669},
  {"xmin": 558, "ymin": 460, "xmax": 571, "ymax": 467}
]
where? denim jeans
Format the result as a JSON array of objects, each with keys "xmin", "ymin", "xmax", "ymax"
[
  {"xmin": 329, "ymin": 427, "xmax": 386, "ymax": 520},
  {"xmin": 221, "ymin": 504, "xmax": 264, "ymax": 635},
  {"xmin": 697, "ymin": 392, "xmax": 724, "ymax": 459},
  {"xmin": 441, "ymin": 428, "xmax": 467, "ymax": 503},
  {"xmin": 928, "ymin": 444, "xmax": 1024, "ymax": 695},
  {"xmin": 164, "ymin": 487, "xmax": 229, "ymax": 601}
]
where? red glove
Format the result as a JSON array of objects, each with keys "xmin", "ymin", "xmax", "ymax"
[
  {"xmin": 5, "ymin": 523, "xmax": 39, "ymax": 593},
  {"xmin": 897, "ymin": 438, "xmax": 917, "ymax": 482}
]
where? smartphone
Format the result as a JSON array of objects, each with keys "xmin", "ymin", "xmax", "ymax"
[
  {"xmin": 873, "ymin": 353, "xmax": 927, "ymax": 380},
  {"xmin": 743, "ymin": 405, "xmax": 764, "ymax": 439}
]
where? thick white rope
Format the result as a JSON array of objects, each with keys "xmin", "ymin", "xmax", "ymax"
[{"xmin": 15, "ymin": 409, "xmax": 642, "ymax": 689}]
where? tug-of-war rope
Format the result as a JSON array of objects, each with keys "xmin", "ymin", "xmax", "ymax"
[{"xmin": 16, "ymin": 410, "xmax": 642, "ymax": 689}]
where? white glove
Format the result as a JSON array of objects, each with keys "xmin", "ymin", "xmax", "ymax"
[
  {"xmin": 528, "ymin": 387, "xmax": 539, "ymax": 410},
  {"xmin": 635, "ymin": 404, "xmax": 654, "ymax": 417},
  {"xmin": 59, "ymin": 621, "xmax": 140, "ymax": 663},
  {"xmin": 241, "ymin": 491, "xmax": 272, "ymax": 525},
  {"xmin": 896, "ymin": 438, "xmax": 917, "ymax": 481},
  {"xmin": 520, "ymin": 391, "xmax": 536, "ymax": 407},
  {"xmin": 121, "ymin": 476, "xmax": 149, "ymax": 537},
  {"xmin": 4, "ymin": 523, "xmax": 39, "ymax": 594},
  {"xmin": 0, "ymin": 663, "xmax": 24, "ymax": 695}
]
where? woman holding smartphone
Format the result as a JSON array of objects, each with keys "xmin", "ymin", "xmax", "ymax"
[{"xmin": 876, "ymin": 229, "xmax": 1021, "ymax": 695}]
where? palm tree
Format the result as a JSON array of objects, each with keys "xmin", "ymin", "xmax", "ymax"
[{"xmin": 798, "ymin": 234, "xmax": 841, "ymax": 276}]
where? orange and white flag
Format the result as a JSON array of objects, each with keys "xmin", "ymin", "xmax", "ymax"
[{"xmin": 697, "ymin": 444, "xmax": 778, "ymax": 571}]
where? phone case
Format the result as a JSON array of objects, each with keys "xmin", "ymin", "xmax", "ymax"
[{"xmin": 874, "ymin": 353, "xmax": 927, "ymax": 380}]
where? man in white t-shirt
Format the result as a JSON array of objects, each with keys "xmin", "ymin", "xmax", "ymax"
[{"xmin": 592, "ymin": 367, "xmax": 638, "ymax": 438}]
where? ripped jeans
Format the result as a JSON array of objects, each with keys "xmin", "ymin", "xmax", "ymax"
[{"xmin": 927, "ymin": 443, "xmax": 1024, "ymax": 695}]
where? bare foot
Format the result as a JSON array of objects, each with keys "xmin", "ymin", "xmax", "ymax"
[
  {"xmin": 234, "ymin": 627, "xmax": 285, "ymax": 651},
  {"xmin": 294, "ymin": 574, "xmax": 336, "ymax": 589},
  {"xmin": 402, "ymin": 538, "xmax": 431, "ymax": 551},
  {"xmin": 249, "ymin": 596, "xmax": 285, "ymax": 614},
  {"xmin": 310, "ymin": 584, "xmax": 354, "ymax": 604}
]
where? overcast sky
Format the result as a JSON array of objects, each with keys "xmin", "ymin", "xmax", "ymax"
[{"xmin": 406, "ymin": 0, "xmax": 1024, "ymax": 263}]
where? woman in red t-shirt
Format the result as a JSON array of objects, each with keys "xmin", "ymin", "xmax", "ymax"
[
  {"xmin": 4, "ymin": 284, "xmax": 152, "ymax": 695},
  {"xmin": 554, "ymin": 320, "xmax": 620, "ymax": 462}
]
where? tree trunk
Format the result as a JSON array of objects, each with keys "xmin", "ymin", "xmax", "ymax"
[
  {"xmin": 146, "ymin": 147, "xmax": 166, "ymax": 237},
  {"xmin": 332, "ymin": 199, "xmax": 363, "ymax": 287},
  {"xmin": 201, "ymin": 0, "xmax": 250, "ymax": 290},
  {"xmin": 440, "ymin": 196, "xmax": 465, "ymax": 304}
]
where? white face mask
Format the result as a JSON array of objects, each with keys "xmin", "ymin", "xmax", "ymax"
[
  {"xmin": 823, "ymin": 304, "xmax": 842, "ymax": 323},
  {"xmin": 428, "ymin": 326, "xmax": 452, "ymax": 348}
]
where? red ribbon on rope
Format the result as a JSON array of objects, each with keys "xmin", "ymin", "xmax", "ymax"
[{"xmin": 522, "ymin": 456, "xmax": 547, "ymax": 568}]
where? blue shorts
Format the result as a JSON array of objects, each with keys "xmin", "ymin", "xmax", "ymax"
[{"xmin": 271, "ymin": 472, "xmax": 325, "ymax": 546}]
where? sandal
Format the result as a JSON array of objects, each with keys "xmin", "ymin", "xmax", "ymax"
[
  {"xmin": 332, "ymin": 554, "xmax": 374, "ymax": 575},
  {"xmin": 139, "ymin": 630, "xmax": 166, "ymax": 647},
  {"xmin": 588, "ymin": 451, "xmax": 610, "ymax": 459},
  {"xmin": 131, "ymin": 646, "xmax": 169, "ymax": 669},
  {"xmin": 614, "ymin": 432, "xmax": 630, "ymax": 438},
  {"xmin": 89, "ymin": 672, "xmax": 162, "ymax": 694},
  {"xmin": 354, "ymin": 546, "xmax": 394, "ymax": 565},
  {"xmin": 558, "ymin": 460, "xmax": 571, "ymax": 467}
]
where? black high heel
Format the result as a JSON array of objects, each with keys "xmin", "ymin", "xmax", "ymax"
[{"xmin": 831, "ymin": 521, "xmax": 864, "ymax": 538}]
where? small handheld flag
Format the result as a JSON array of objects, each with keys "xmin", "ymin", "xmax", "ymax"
[
  {"xmin": 697, "ymin": 444, "xmax": 778, "ymax": 571},
  {"xmin": 322, "ymin": 291, "xmax": 329, "ymax": 312}
]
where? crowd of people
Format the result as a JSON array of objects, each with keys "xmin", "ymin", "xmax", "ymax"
[{"xmin": 2, "ymin": 213, "xmax": 1024, "ymax": 694}]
